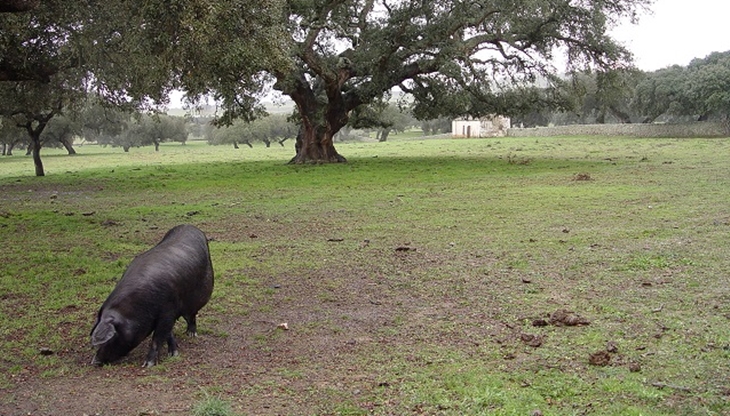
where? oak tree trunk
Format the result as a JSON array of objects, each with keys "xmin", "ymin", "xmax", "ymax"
[
  {"xmin": 21, "ymin": 115, "xmax": 52, "ymax": 176},
  {"xmin": 31, "ymin": 136, "xmax": 44, "ymax": 176},
  {"xmin": 379, "ymin": 127, "xmax": 392, "ymax": 142},
  {"xmin": 59, "ymin": 137, "xmax": 76, "ymax": 155},
  {"xmin": 282, "ymin": 69, "xmax": 352, "ymax": 164},
  {"xmin": 288, "ymin": 124, "xmax": 346, "ymax": 164}
]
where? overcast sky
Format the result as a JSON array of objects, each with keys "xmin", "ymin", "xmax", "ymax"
[{"xmin": 611, "ymin": 0, "xmax": 730, "ymax": 71}]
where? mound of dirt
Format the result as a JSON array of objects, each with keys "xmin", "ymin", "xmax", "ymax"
[{"xmin": 549, "ymin": 309, "xmax": 591, "ymax": 326}]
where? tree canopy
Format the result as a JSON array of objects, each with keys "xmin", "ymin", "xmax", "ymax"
[
  {"xmin": 632, "ymin": 50, "xmax": 730, "ymax": 128},
  {"xmin": 2, "ymin": 0, "xmax": 654, "ymax": 171},
  {"xmin": 174, "ymin": 0, "xmax": 651, "ymax": 163},
  {"xmin": 0, "ymin": 0, "xmax": 288, "ymax": 174}
]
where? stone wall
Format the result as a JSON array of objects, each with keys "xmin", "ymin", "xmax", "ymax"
[{"xmin": 506, "ymin": 122, "xmax": 727, "ymax": 138}]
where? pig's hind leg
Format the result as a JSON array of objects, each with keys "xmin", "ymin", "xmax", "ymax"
[{"xmin": 183, "ymin": 313, "xmax": 198, "ymax": 337}]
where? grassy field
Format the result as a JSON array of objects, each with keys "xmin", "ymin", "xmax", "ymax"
[{"xmin": 0, "ymin": 137, "xmax": 729, "ymax": 415}]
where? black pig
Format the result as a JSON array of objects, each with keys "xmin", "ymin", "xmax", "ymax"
[{"xmin": 90, "ymin": 224, "xmax": 214, "ymax": 367}]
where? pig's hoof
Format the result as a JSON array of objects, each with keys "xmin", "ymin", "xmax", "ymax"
[{"xmin": 142, "ymin": 360, "xmax": 156, "ymax": 368}]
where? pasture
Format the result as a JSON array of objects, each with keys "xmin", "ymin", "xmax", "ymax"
[{"xmin": 0, "ymin": 137, "xmax": 729, "ymax": 415}]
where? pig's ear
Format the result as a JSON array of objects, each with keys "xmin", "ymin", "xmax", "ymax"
[{"xmin": 90, "ymin": 319, "xmax": 117, "ymax": 346}]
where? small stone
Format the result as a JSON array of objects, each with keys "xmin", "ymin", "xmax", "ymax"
[
  {"xmin": 628, "ymin": 362, "xmax": 642, "ymax": 372},
  {"xmin": 39, "ymin": 347, "xmax": 54, "ymax": 356}
]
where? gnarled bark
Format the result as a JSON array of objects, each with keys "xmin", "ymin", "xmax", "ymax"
[{"xmin": 288, "ymin": 121, "xmax": 346, "ymax": 164}]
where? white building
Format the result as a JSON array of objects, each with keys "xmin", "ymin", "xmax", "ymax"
[{"xmin": 452, "ymin": 115, "xmax": 511, "ymax": 138}]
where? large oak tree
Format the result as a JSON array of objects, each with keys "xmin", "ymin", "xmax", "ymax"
[{"xmin": 181, "ymin": 0, "xmax": 650, "ymax": 163}]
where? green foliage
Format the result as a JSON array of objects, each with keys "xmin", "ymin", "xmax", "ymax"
[
  {"xmin": 175, "ymin": 0, "xmax": 650, "ymax": 161},
  {"xmin": 78, "ymin": 96, "xmax": 129, "ymax": 145},
  {"xmin": 349, "ymin": 102, "xmax": 417, "ymax": 141},
  {"xmin": 632, "ymin": 50, "xmax": 730, "ymax": 126},
  {"xmin": 557, "ymin": 70, "xmax": 643, "ymax": 124},
  {"xmin": 0, "ymin": 116, "xmax": 25, "ymax": 153},
  {"xmin": 1, "ymin": 0, "xmax": 655, "ymax": 163},
  {"xmin": 686, "ymin": 51, "xmax": 730, "ymax": 124},
  {"xmin": 39, "ymin": 115, "xmax": 80, "ymax": 152},
  {"xmin": 420, "ymin": 117, "xmax": 452, "ymax": 136},
  {"xmin": 632, "ymin": 65, "xmax": 692, "ymax": 123}
]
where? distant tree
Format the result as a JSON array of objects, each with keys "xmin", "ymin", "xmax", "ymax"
[
  {"xmin": 207, "ymin": 120, "xmax": 250, "ymax": 149},
  {"xmin": 631, "ymin": 50, "xmax": 730, "ymax": 129},
  {"xmin": 631, "ymin": 66, "xmax": 690, "ymax": 123},
  {"xmin": 113, "ymin": 119, "xmax": 142, "ymax": 152},
  {"xmin": 685, "ymin": 51, "xmax": 730, "ymax": 131},
  {"xmin": 420, "ymin": 117, "xmax": 452, "ymax": 136},
  {"xmin": 565, "ymin": 70, "xmax": 640, "ymax": 124},
  {"xmin": 137, "ymin": 115, "xmax": 188, "ymax": 151},
  {"xmin": 0, "ymin": 79, "xmax": 85, "ymax": 175},
  {"xmin": 350, "ymin": 101, "xmax": 414, "ymax": 142},
  {"xmin": 0, "ymin": 116, "xmax": 25, "ymax": 155},
  {"xmin": 487, "ymin": 85, "xmax": 566, "ymax": 127},
  {"xmin": 40, "ymin": 115, "xmax": 80, "ymax": 155},
  {"xmin": 207, "ymin": 114, "xmax": 300, "ymax": 149},
  {"xmin": 187, "ymin": 116, "xmax": 215, "ymax": 140},
  {"xmin": 101, "ymin": 114, "xmax": 188, "ymax": 152},
  {"xmin": 266, "ymin": 114, "xmax": 298, "ymax": 147},
  {"xmin": 79, "ymin": 97, "xmax": 128, "ymax": 146}
]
